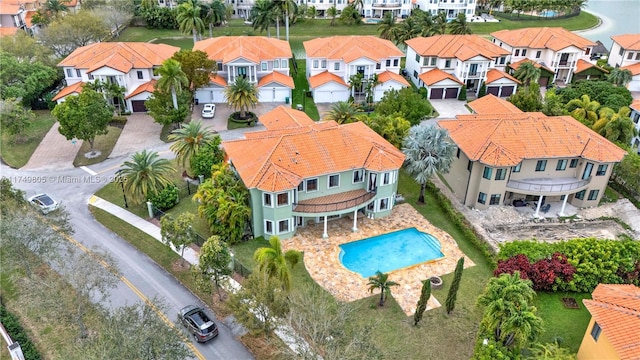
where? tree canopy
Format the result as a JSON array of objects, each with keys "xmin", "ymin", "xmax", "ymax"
[
  {"xmin": 558, "ymin": 80, "xmax": 632, "ymax": 112},
  {"xmin": 171, "ymin": 49, "xmax": 216, "ymax": 90},
  {"xmin": 38, "ymin": 11, "xmax": 110, "ymax": 58},
  {"xmin": 145, "ymin": 89, "xmax": 191, "ymax": 126},
  {"xmin": 0, "ymin": 52, "xmax": 58, "ymax": 107},
  {"xmin": 376, "ymin": 88, "xmax": 433, "ymax": 126}
]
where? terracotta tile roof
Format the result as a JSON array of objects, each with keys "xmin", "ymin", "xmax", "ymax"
[
  {"xmin": 52, "ymin": 82, "xmax": 84, "ymax": 101},
  {"xmin": 0, "ymin": 2, "xmax": 21, "ymax": 14},
  {"xmin": 377, "ymin": 70, "xmax": 410, "ymax": 86},
  {"xmin": 259, "ymin": 105, "xmax": 315, "ymax": 130},
  {"xmin": 583, "ymin": 284, "xmax": 640, "ymax": 360},
  {"xmin": 125, "ymin": 79, "xmax": 156, "ymax": 99},
  {"xmin": 304, "ymin": 36, "xmax": 403, "ymax": 63},
  {"xmin": 208, "ymin": 73, "xmax": 227, "ymax": 87},
  {"xmin": 485, "ymin": 68, "xmax": 521, "ymax": 84},
  {"xmin": 405, "ymin": 35, "xmax": 509, "ymax": 61},
  {"xmin": 438, "ymin": 113, "xmax": 626, "ymax": 167},
  {"xmin": 0, "ymin": 27, "xmax": 18, "ymax": 36},
  {"xmin": 630, "ymin": 99, "xmax": 640, "ymax": 112},
  {"xmin": 194, "ymin": 36, "xmax": 291, "ymax": 64},
  {"xmin": 622, "ymin": 62, "xmax": 640, "ymax": 76},
  {"xmin": 491, "ymin": 27, "xmax": 595, "ymax": 51},
  {"xmin": 257, "ymin": 71, "xmax": 294, "ymax": 88},
  {"xmin": 308, "ymin": 70, "xmax": 348, "ymax": 89},
  {"xmin": 574, "ymin": 59, "xmax": 609, "ymax": 74},
  {"xmin": 58, "ymin": 43, "xmax": 179, "ymax": 74},
  {"xmin": 468, "ymin": 94, "xmax": 522, "ymax": 114},
  {"xmin": 611, "ymin": 34, "xmax": 640, "ymax": 51},
  {"xmin": 508, "ymin": 58, "xmax": 555, "ymax": 74},
  {"xmin": 418, "ymin": 68, "xmax": 463, "ymax": 86},
  {"xmin": 222, "ymin": 113, "xmax": 405, "ymax": 192}
]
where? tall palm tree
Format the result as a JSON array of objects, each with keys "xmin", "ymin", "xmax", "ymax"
[
  {"xmin": 565, "ymin": 94, "xmax": 600, "ymax": 127},
  {"xmin": 608, "ymin": 68, "xmax": 633, "ymax": 87},
  {"xmin": 327, "ymin": 6, "xmax": 338, "ymax": 26},
  {"xmin": 593, "ymin": 106, "xmax": 637, "ymax": 144},
  {"xmin": 364, "ymin": 73, "xmax": 380, "ymax": 106},
  {"xmin": 250, "ymin": 0, "xmax": 276, "ymax": 37},
  {"xmin": 378, "ymin": 11, "xmax": 396, "ymax": 40},
  {"xmin": 324, "ymin": 101, "xmax": 364, "ymax": 124},
  {"xmin": 393, "ymin": 15, "xmax": 421, "ymax": 44},
  {"xmin": 202, "ymin": 0, "xmax": 226, "ymax": 38},
  {"xmin": 274, "ymin": 0, "xmax": 297, "ymax": 41},
  {"xmin": 224, "ymin": 76, "xmax": 258, "ymax": 119},
  {"xmin": 402, "ymin": 126, "xmax": 457, "ymax": 204},
  {"xmin": 434, "ymin": 12, "xmax": 448, "ymax": 35},
  {"xmin": 253, "ymin": 236, "xmax": 302, "ymax": 291},
  {"xmin": 156, "ymin": 59, "xmax": 189, "ymax": 110},
  {"xmin": 117, "ymin": 150, "xmax": 174, "ymax": 205},
  {"xmin": 44, "ymin": 0, "xmax": 69, "ymax": 16},
  {"xmin": 367, "ymin": 271, "xmax": 399, "ymax": 306},
  {"xmin": 513, "ymin": 61, "xmax": 541, "ymax": 86},
  {"xmin": 448, "ymin": 12, "xmax": 472, "ymax": 35},
  {"xmin": 168, "ymin": 121, "xmax": 216, "ymax": 168},
  {"xmin": 348, "ymin": 73, "xmax": 365, "ymax": 101},
  {"xmin": 414, "ymin": 9, "xmax": 436, "ymax": 37},
  {"xmin": 176, "ymin": 0, "xmax": 206, "ymax": 44}
]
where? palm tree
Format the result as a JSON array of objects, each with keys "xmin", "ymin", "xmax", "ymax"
[
  {"xmin": 378, "ymin": 11, "xmax": 396, "ymax": 40},
  {"xmin": 274, "ymin": 0, "xmax": 297, "ymax": 41},
  {"xmin": 367, "ymin": 271, "xmax": 399, "ymax": 306},
  {"xmin": 402, "ymin": 126, "xmax": 457, "ymax": 204},
  {"xmin": 393, "ymin": 16, "xmax": 421, "ymax": 44},
  {"xmin": 156, "ymin": 59, "xmax": 189, "ymax": 110},
  {"xmin": 225, "ymin": 76, "xmax": 258, "ymax": 119},
  {"xmin": 324, "ymin": 101, "xmax": 364, "ymax": 124},
  {"xmin": 565, "ymin": 94, "xmax": 600, "ymax": 127},
  {"xmin": 348, "ymin": 73, "xmax": 364, "ymax": 101},
  {"xmin": 513, "ymin": 61, "xmax": 541, "ymax": 86},
  {"xmin": 117, "ymin": 150, "xmax": 174, "ymax": 205},
  {"xmin": 593, "ymin": 106, "xmax": 637, "ymax": 144},
  {"xmin": 168, "ymin": 121, "xmax": 216, "ymax": 168},
  {"xmin": 608, "ymin": 68, "xmax": 633, "ymax": 87},
  {"xmin": 448, "ymin": 12, "xmax": 472, "ymax": 35},
  {"xmin": 327, "ymin": 6, "xmax": 338, "ymax": 26},
  {"xmin": 414, "ymin": 9, "xmax": 436, "ymax": 37},
  {"xmin": 202, "ymin": 0, "xmax": 226, "ymax": 38},
  {"xmin": 364, "ymin": 73, "xmax": 380, "ymax": 106},
  {"xmin": 176, "ymin": 0, "xmax": 206, "ymax": 44},
  {"xmin": 253, "ymin": 236, "xmax": 301, "ymax": 291},
  {"xmin": 250, "ymin": 0, "xmax": 276, "ymax": 37},
  {"xmin": 434, "ymin": 12, "xmax": 448, "ymax": 35},
  {"xmin": 44, "ymin": 0, "xmax": 69, "ymax": 16}
]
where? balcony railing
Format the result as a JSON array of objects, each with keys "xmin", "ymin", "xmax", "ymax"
[
  {"xmin": 293, "ymin": 190, "xmax": 376, "ymax": 214},
  {"xmin": 438, "ymin": 3, "xmax": 468, "ymax": 8},
  {"xmin": 372, "ymin": 2, "xmax": 402, "ymax": 7},
  {"xmin": 551, "ymin": 60, "xmax": 575, "ymax": 68},
  {"xmin": 462, "ymin": 71, "xmax": 485, "ymax": 78},
  {"xmin": 506, "ymin": 177, "xmax": 591, "ymax": 193}
]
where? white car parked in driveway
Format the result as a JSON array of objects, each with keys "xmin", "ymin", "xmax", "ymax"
[
  {"xmin": 201, "ymin": 104, "xmax": 216, "ymax": 119},
  {"xmin": 28, "ymin": 193, "xmax": 59, "ymax": 214}
]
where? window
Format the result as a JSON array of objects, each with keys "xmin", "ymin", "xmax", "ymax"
[
  {"xmin": 382, "ymin": 171, "xmax": 395, "ymax": 185},
  {"xmin": 415, "ymin": 54, "xmax": 420, "ymax": 62},
  {"xmin": 274, "ymin": 59, "xmax": 280, "ymax": 68},
  {"xmin": 306, "ymin": 178, "xmax": 318, "ymax": 192},
  {"xmin": 515, "ymin": 49, "xmax": 520, "ymax": 56},
  {"xmin": 353, "ymin": 169, "xmax": 364, "ymax": 183},
  {"xmin": 570, "ymin": 159, "xmax": 579, "ymax": 168},
  {"xmin": 590, "ymin": 322, "xmax": 602, "ymax": 341},
  {"xmin": 467, "ymin": 161, "xmax": 473, "ymax": 172},
  {"xmin": 262, "ymin": 62, "xmax": 267, "ymax": 71},
  {"xmin": 88, "ymin": 74, "xmax": 94, "ymax": 80},
  {"xmin": 495, "ymin": 168, "xmax": 506, "ymax": 180},
  {"xmin": 278, "ymin": 219, "xmax": 290, "ymax": 233},
  {"xmin": 297, "ymin": 181, "xmax": 304, "ymax": 191},
  {"xmin": 66, "ymin": 69, "xmax": 73, "ymax": 77},
  {"xmin": 477, "ymin": 192, "xmax": 487, "ymax": 204},
  {"xmin": 393, "ymin": 59, "xmax": 399, "ymax": 66},
  {"xmin": 334, "ymin": 62, "xmax": 340, "ymax": 71},
  {"xmin": 431, "ymin": 57, "xmax": 436, "ymax": 66},
  {"xmin": 313, "ymin": 60, "xmax": 319, "ymax": 68},
  {"xmin": 277, "ymin": 192, "xmax": 289, "ymax": 206},
  {"xmin": 135, "ymin": 70, "xmax": 142, "ymax": 79},
  {"xmin": 513, "ymin": 163, "xmax": 521, "ymax": 173},
  {"xmin": 413, "ymin": 70, "xmax": 418, "ymax": 78},
  {"xmin": 490, "ymin": 194, "xmax": 501, "ymax": 205},
  {"xmin": 264, "ymin": 220, "xmax": 274, "ymax": 235},
  {"xmin": 328, "ymin": 174, "xmax": 340, "ymax": 188},
  {"xmin": 536, "ymin": 50, "xmax": 541, "ymax": 58},
  {"xmin": 263, "ymin": 193, "xmax": 273, "ymax": 207},
  {"xmin": 636, "ymin": 53, "xmax": 640, "ymax": 60},
  {"xmin": 483, "ymin": 167, "xmax": 493, "ymax": 180},
  {"xmin": 376, "ymin": 63, "xmax": 381, "ymax": 70},
  {"xmin": 76, "ymin": 69, "xmax": 81, "ymax": 77},
  {"xmin": 596, "ymin": 164, "xmax": 608, "ymax": 176},
  {"xmin": 423, "ymin": 57, "xmax": 429, "ymax": 66},
  {"xmin": 575, "ymin": 190, "xmax": 586, "ymax": 200},
  {"xmin": 445, "ymin": 59, "xmax": 451, "ymax": 68},
  {"xmin": 619, "ymin": 48, "xmax": 624, "ymax": 56},
  {"xmin": 379, "ymin": 197, "xmax": 390, "ymax": 211},
  {"xmin": 281, "ymin": 61, "xmax": 288, "ymax": 68},
  {"xmin": 500, "ymin": 57, "xmax": 506, "ymax": 65},
  {"xmin": 456, "ymin": 148, "xmax": 460, "ymax": 158},
  {"xmin": 521, "ymin": 49, "xmax": 527, "ymax": 56},
  {"xmin": 386, "ymin": 59, "xmax": 391, "ymax": 67},
  {"xmin": 217, "ymin": 63, "xmax": 223, "ymax": 71},
  {"xmin": 585, "ymin": 48, "xmax": 590, "ymax": 55},
  {"xmin": 535, "ymin": 160, "xmax": 547, "ymax": 172},
  {"xmin": 588, "ymin": 190, "xmax": 599, "ymax": 201},
  {"xmin": 556, "ymin": 159, "xmax": 567, "ymax": 171},
  {"xmin": 321, "ymin": 60, "xmax": 326, "ymax": 68},
  {"xmin": 628, "ymin": 52, "xmax": 634, "ymax": 60}
]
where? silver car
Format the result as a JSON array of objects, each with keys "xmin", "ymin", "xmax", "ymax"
[
  {"xmin": 178, "ymin": 305, "xmax": 219, "ymax": 343},
  {"xmin": 28, "ymin": 193, "xmax": 59, "ymax": 214},
  {"xmin": 201, "ymin": 104, "xmax": 216, "ymax": 119}
]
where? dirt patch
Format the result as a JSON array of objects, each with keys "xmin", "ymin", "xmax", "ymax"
[
  {"xmin": 171, "ymin": 259, "xmax": 191, "ymax": 272},
  {"xmin": 562, "ymin": 297, "xmax": 580, "ymax": 309}
]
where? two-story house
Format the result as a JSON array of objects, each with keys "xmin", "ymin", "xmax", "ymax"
[
  {"xmin": 405, "ymin": 35, "xmax": 518, "ymax": 99},
  {"xmin": 361, "ymin": 0, "xmax": 414, "ymax": 19},
  {"xmin": 438, "ymin": 95, "xmax": 626, "ymax": 216},
  {"xmin": 193, "ymin": 36, "xmax": 294, "ymax": 104},
  {"xmin": 630, "ymin": 100, "xmax": 640, "ymax": 151},
  {"xmin": 53, "ymin": 42, "xmax": 180, "ymax": 112},
  {"xmin": 608, "ymin": 34, "xmax": 640, "ymax": 92},
  {"xmin": 222, "ymin": 105, "xmax": 405, "ymax": 239},
  {"xmin": 0, "ymin": 0, "xmax": 28, "ymax": 36},
  {"xmin": 414, "ymin": 0, "xmax": 476, "ymax": 20},
  {"xmin": 491, "ymin": 27, "xmax": 606, "ymax": 85},
  {"xmin": 303, "ymin": 36, "xmax": 408, "ymax": 103}
]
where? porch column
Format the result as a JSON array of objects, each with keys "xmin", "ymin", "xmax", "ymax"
[
  {"xmin": 534, "ymin": 196, "xmax": 543, "ymax": 218},
  {"xmin": 558, "ymin": 194, "xmax": 569, "ymax": 217},
  {"xmin": 230, "ymin": 65, "xmax": 234, "ymax": 83},
  {"xmin": 352, "ymin": 209, "xmax": 358, "ymax": 232},
  {"xmin": 322, "ymin": 216, "xmax": 328, "ymax": 239}
]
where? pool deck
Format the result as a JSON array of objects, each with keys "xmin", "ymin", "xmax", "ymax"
[{"xmin": 282, "ymin": 203, "xmax": 474, "ymax": 316}]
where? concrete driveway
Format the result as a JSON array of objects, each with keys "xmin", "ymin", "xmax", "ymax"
[
  {"xmin": 22, "ymin": 122, "xmax": 79, "ymax": 171},
  {"xmin": 193, "ymin": 102, "xmax": 284, "ymax": 132},
  {"xmin": 430, "ymin": 99, "xmax": 472, "ymax": 119},
  {"xmin": 109, "ymin": 114, "xmax": 164, "ymax": 158}
]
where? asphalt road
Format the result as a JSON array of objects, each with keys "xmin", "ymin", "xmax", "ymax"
[{"xmin": 0, "ymin": 150, "xmax": 255, "ymax": 360}]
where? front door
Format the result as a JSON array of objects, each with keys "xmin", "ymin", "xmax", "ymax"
[
  {"xmin": 237, "ymin": 67, "xmax": 248, "ymax": 79},
  {"xmin": 582, "ymin": 162, "xmax": 593, "ymax": 180}
]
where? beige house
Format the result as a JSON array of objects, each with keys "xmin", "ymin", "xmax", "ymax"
[{"xmin": 438, "ymin": 96, "xmax": 626, "ymax": 216}]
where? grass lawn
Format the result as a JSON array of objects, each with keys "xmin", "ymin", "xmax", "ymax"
[
  {"xmin": 73, "ymin": 126, "xmax": 123, "ymax": 167},
  {"xmin": 291, "ymin": 59, "xmax": 320, "ymax": 120},
  {"xmin": 0, "ymin": 110, "xmax": 56, "ymax": 168},
  {"xmin": 535, "ymin": 292, "xmax": 592, "ymax": 352},
  {"xmin": 151, "ymin": 37, "xmax": 193, "ymax": 50}
]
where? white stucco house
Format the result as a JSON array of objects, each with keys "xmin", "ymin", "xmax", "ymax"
[{"xmin": 608, "ymin": 34, "xmax": 640, "ymax": 92}]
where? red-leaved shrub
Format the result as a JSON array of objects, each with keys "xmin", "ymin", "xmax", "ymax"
[{"xmin": 494, "ymin": 252, "xmax": 576, "ymax": 291}]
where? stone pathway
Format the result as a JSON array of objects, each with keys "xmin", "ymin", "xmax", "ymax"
[
  {"xmin": 281, "ymin": 203, "xmax": 474, "ymax": 316},
  {"xmin": 22, "ymin": 122, "xmax": 80, "ymax": 170}
]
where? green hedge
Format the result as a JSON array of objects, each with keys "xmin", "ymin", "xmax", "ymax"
[
  {"xmin": 0, "ymin": 303, "xmax": 41, "ymax": 360},
  {"xmin": 148, "ymin": 184, "xmax": 179, "ymax": 211},
  {"xmin": 498, "ymin": 238, "xmax": 640, "ymax": 292}
]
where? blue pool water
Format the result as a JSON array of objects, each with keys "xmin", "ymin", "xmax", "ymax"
[
  {"xmin": 539, "ymin": 10, "xmax": 557, "ymax": 17},
  {"xmin": 364, "ymin": 18, "xmax": 382, "ymax": 24},
  {"xmin": 339, "ymin": 228, "xmax": 444, "ymax": 278}
]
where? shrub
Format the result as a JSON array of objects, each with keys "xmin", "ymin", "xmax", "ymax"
[
  {"xmin": 496, "ymin": 253, "xmax": 576, "ymax": 291},
  {"xmin": 110, "ymin": 116, "xmax": 128, "ymax": 128},
  {"xmin": 458, "ymin": 85, "xmax": 467, "ymax": 101},
  {"xmin": 0, "ymin": 304, "xmax": 41, "ymax": 360},
  {"xmin": 190, "ymin": 136, "xmax": 224, "ymax": 179},
  {"xmin": 148, "ymin": 184, "xmax": 178, "ymax": 211}
]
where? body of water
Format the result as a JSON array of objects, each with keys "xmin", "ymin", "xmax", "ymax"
[{"xmin": 579, "ymin": 0, "xmax": 640, "ymax": 50}]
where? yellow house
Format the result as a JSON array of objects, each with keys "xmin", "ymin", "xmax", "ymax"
[{"xmin": 577, "ymin": 284, "xmax": 640, "ymax": 360}]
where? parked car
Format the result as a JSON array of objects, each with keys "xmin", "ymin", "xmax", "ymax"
[
  {"xmin": 178, "ymin": 305, "xmax": 219, "ymax": 343},
  {"xmin": 201, "ymin": 104, "xmax": 216, "ymax": 119},
  {"xmin": 28, "ymin": 193, "xmax": 59, "ymax": 214}
]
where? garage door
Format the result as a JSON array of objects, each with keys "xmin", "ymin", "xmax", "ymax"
[
  {"xmin": 429, "ymin": 88, "xmax": 443, "ymax": 99},
  {"xmin": 314, "ymin": 90, "xmax": 348, "ymax": 103},
  {"xmin": 487, "ymin": 87, "xmax": 500, "ymax": 96},
  {"xmin": 500, "ymin": 86, "xmax": 514, "ymax": 97},
  {"xmin": 445, "ymin": 88, "xmax": 458, "ymax": 99},
  {"xmin": 538, "ymin": 77, "xmax": 549, "ymax": 87},
  {"xmin": 259, "ymin": 88, "xmax": 290, "ymax": 102},
  {"xmin": 131, "ymin": 100, "xmax": 147, "ymax": 112}
]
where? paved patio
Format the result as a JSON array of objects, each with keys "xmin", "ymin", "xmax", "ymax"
[{"xmin": 281, "ymin": 203, "xmax": 474, "ymax": 317}]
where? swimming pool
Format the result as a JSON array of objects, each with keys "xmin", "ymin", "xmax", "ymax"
[
  {"xmin": 539, "ymin": 10, "xmax": 557, "ymax": 17},
  {"xmin": 364, "ymin": 18, "xmax": 382, "ymax": 24},
  {"xmin": 339, "ymin": 228, "xmax": 444, "ymax": 278}
]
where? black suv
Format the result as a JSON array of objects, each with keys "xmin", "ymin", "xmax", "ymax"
[{"xmin": 178, "ymin": 305, "xmax": 219, "ymax": 343}]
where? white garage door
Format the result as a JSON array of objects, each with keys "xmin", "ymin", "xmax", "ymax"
[
  {"xmin": 314, "ymin": 90, "xmax": 349, "ymax": 103},
  {"xmin": 195, "ymin": 88, "xmax": 225, "ymax": 103},
  {"xmin": 259, "ymin": 88, "xmax": 290, "ymax": 102}
]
